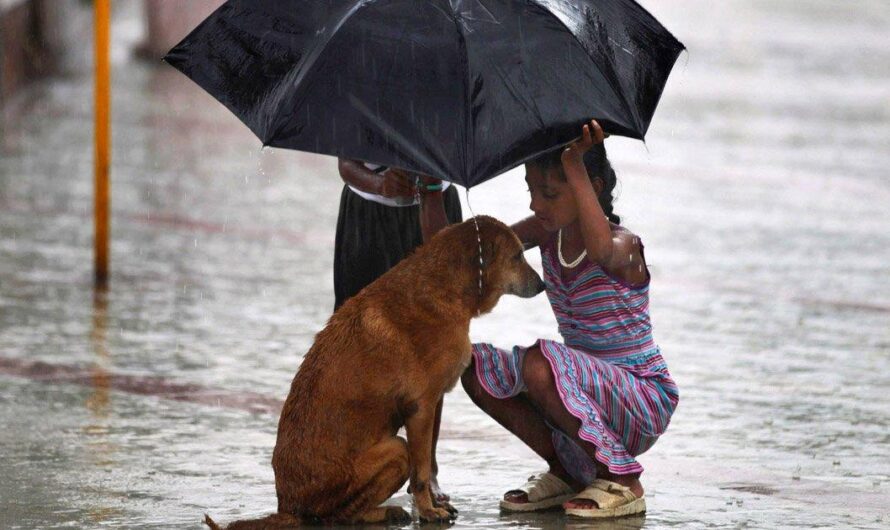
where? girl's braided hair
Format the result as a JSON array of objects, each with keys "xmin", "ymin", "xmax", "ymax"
[{"xmin": 530, "ymin": 143, "xmax": 621, "ymax": 225}]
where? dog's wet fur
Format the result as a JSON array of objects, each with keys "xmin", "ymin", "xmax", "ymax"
[{"xmin": 205, "ymin": 216, "xmax": 544, "ymax": 529}]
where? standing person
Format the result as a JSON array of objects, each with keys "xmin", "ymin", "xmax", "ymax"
[
  {"xmin": 461, "ymin": 120, "xmax": 678, "ymax": 519},
  {"xmin": 334, "ymin": 159, "xmax": 463, "ymax": 310},
  {"xmin": 334, "ymin": 158, "xmax": 463, "ymax": 502}
]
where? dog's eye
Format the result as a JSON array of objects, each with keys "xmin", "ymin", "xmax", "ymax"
[{"xmin": 513, "ymin": 252, "xmax": 523, "ymax": 261}]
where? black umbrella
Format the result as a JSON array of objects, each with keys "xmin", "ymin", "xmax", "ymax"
[{"xmin": 165, "ymin": 0, "xmax": 683, "ymax": 188}]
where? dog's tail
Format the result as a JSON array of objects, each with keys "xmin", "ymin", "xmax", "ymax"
[{"xmin": 204, "ymin": 512, "xmax": 301, "ymax": 529}]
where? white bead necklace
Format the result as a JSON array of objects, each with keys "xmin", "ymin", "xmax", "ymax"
[{"xmin": 558, "ymin": 228, "xmax": 587, "ymax": 269}]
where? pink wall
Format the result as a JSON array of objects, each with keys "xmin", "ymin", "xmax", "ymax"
[
  {"xmin": 0, "ymin": 0, "xmax": 47, "ymax": 103},
  {"xmin": 140, "ymin": 0, "xmax": 225, "ymax": 58}
]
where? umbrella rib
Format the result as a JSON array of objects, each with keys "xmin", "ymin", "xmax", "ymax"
[
  {"xmin": 264, "ymin": 0, "xmax": 374, "ymax": 145},
  {"xmin": 445, "ymin": 2, "xmax": 473, "ymax": 186},
  {"xmin": 346, "ymin": 94, "xmax": 448, "ymax": 178},
  {"xmin": 525, "ymin": 0, "xmax": 641, "ymax": 134}
]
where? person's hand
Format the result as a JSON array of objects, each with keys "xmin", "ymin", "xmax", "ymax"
[
  {"xmin": 417, "ymin": 174, "xmax": 443, "ymax": 194},
  {"xmin": 561, "ymin": 119, "xmax": 608, "ymax": 188},
  {"xmin": 377, "ymin": 168, "xmax": 417, "ymax": 199},
  {"xmin": 561, "ymin": 119, "xmax": 606, "ymax": 166}
]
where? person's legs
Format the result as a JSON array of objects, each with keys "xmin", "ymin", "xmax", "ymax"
[
  {"xmin": 334, "ymin": 188, "xmax": 390, "ymax": 309},
  {"xmin": 443, "ymin": 185, "xmax": 463, "ymax": 224},
  {"xmin": 461, "ymin": 363, "xmax": 583, "ymax": 502},
  {"xmin": 334, "ymin": 188, "xmax": 414, "ymax": 310},
  {"xmin": 521, "ymin": 346, "xmax": 643, "ymax": 508}
]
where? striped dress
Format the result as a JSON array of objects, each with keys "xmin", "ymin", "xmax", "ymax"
[{"xmin": 471, "ymin": 234, "xmax": 678, "ymax": 481}]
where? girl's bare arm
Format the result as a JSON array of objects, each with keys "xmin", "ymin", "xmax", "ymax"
[
  {"xmin": 511, "ymin": 215, "xmax": 549, "ymax": 250},
  {"xmin": 419, "ymin": 179, "xmax": 450, "ymax": 243},
  {"xmin": 562, "ymin": 121, "xmax": 646, "ymax": 285}
]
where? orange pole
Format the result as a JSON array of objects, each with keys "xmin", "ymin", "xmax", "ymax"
[{"xmin": 94, "ymin": 0, "xmax": 111, "ymax": 287}]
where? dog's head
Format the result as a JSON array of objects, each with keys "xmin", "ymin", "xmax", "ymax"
[{"xmin": 457, "ymin": 216, "xmax": 545, "ymax": 314}]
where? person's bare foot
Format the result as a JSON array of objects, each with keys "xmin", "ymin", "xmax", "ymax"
[{"xmin": 562, "ymin": 475, "xmax": 644, "ymax": 510}]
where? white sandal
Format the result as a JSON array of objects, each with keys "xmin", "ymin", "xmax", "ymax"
[
  {"xmin": 564, "ymin": 479, "xmax": 646, "ymax": 519},
  {"xmin": 499, "ymin": 472, "xmax": 576, "ymax": 512}
]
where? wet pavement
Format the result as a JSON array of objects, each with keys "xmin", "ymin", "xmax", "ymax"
[{"xmin": 1, "ymin": 0, "xmax": 889, "ymax": 528}]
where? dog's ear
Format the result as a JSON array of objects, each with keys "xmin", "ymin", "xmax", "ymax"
[
  {"xmin": 480, "ymin": 240, "xmax": 496, "ymax": 269},
  {"xmin": 469, "ymin": 240, "xmax": 496, "ymax": 270}
]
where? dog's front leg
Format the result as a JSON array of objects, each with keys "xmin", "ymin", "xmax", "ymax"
[{"xmin": 405, "ymin": 398, "xmax": 456, "ymax": 522}]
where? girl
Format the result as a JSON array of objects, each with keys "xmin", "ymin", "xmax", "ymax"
[{"xmin": 461, "ymin": 120, "xmax": 678, "ymax": 519}]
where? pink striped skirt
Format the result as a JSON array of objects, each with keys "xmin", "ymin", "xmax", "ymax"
[{"xmin": 471, "ymin": 338, "xmax": 678, "ymax": 481}]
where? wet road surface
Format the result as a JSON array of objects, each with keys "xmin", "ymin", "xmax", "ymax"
[{"xmin": 1, "ymin": 0, "xmax": 889, "ymax": 528}]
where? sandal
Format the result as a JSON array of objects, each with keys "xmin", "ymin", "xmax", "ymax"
[
  {"xmin": 499, "ymin": 472, "xmax": 577, "ymax": 512},
  {"xmin": 564, "ymin": 479, "xmax": 646, "ymax": 519}
]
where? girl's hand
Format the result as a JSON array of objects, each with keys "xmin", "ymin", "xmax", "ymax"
[
  {"xmin": 561, "ymin": 119, "xmax": 606, "ymax": 184},
  {"xmin": 378, "ymin": 168, "xmax": 417, "ymax": 199},
  {"xmin": 417, "ymin": 174, "xmax": 444, "ymax": 194}
]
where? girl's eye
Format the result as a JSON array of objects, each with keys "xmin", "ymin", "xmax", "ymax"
[{"xmin": 544, "ymin": 193, "xmax": 557, "ymax": 200}]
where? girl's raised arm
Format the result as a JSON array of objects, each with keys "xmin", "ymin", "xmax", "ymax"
[
  {"xmin": 562, "ymin": 121, "xmax": 647, "ymax": 286},
  {"xmin": 511, "ymin": 215, "xmax": 549, "ymax": 250}
]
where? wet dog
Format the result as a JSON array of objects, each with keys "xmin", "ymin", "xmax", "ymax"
[{"xmin": 205, "ymin": 216, "xmax": 545, "ymax": 529}]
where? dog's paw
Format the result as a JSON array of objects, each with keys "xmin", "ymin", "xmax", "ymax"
[
  {"xmin": 385, "ymin": 507, "xmax": 412, "ymax": 523},
  {"xmin": 435, "ymin": 499, "xmax": 458, "ymax": 516},
  {"xmin": 419, "ymin": 506, "xmax": 456, "ymax": 523}
]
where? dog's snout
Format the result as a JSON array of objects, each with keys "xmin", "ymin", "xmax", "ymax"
[{"xmin": 514, "ymin": 267, "xmax": 545, "ymax": 298}]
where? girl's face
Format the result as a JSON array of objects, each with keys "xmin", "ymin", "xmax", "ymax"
[{"xmin": 525, "ymin": 164, "xmax": 579, "ymax": 232}]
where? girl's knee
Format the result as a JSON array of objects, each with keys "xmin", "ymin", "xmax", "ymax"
[{"xmin": 522, "ymin": 346, "xmax": 554, "ymax": 394}]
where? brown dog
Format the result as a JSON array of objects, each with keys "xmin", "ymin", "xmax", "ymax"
[{"xmin": 205, "ymin": 216, "xmax": 544, "ymax": 529}]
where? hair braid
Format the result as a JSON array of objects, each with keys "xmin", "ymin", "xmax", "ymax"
[{"xmin": 583, "ymin": 143, "xmax": 621, "ymax": 225}]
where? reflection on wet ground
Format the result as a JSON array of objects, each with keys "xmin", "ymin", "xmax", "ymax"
[{"xmin": 1, "ymin": 0, "xmax": 889, "ymax": 528}]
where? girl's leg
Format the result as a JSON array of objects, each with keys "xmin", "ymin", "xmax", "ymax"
[
  {"xmin": 521, "ymin": 346, "xmax": 643, "ymax": 508},
  {"xmin": 460, "ymin": 364, "xmax": 584, "ymax": 501}
]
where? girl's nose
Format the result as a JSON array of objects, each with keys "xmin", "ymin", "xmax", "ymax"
[{"xmin": 529, "ymin": 195, "xmax": 542, "ymax": 214}]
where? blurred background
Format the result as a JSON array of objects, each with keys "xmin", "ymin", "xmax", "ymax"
[{"xmin": 1, "ymin": 1, "xmax": 888, "ymax": 529}]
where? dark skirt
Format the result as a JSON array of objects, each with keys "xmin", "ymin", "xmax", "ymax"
[{"xmin": 333, "ymin": 185, "xmax": 463, "ymax": 310}]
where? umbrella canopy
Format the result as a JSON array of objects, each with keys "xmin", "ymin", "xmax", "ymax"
[{"xmin": 165, "ymin": 0, "xmax": 684, "ymax": 188}]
